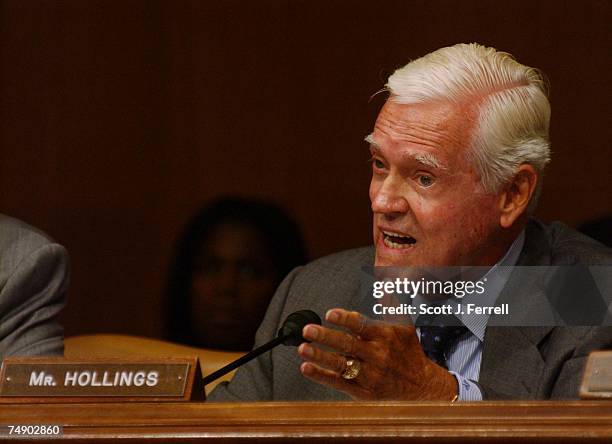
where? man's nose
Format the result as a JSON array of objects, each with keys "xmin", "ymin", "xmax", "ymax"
[{"xmin": 371, "ymin": 177, "xmax": 410, "ymax": 217}]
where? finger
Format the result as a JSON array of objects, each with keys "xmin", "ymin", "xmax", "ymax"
[
  {"xmin": 328, "ymin": 308, "xmax": 417, "ymax": 339},
  {"xmin": 299, "ymin": 361, "xmax": 372, "ymax": 400},
  {"xmin": 324, "ymin": 309, "xmax": 384, "ymax": 340},
  {"xmin": 302, "ymin": 324, "xmax": 371, "ymax": 360},
  {"xmin": 298, "ymin": 343, "xmax": 346, "ymax": 373}
]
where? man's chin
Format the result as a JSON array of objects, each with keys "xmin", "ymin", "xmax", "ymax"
[{"xmin": 375, "ymin": 249, "xmax": 417, "ymax": 267}]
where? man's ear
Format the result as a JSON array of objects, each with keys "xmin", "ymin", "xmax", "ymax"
[{"xmin": 498, "ymin": 164, "xmax": 538, "ymax": 228}]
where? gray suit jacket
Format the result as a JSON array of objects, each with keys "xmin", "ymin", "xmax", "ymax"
[
  {"xmin": 0, "ymin": 214, "xmax": 69, "ymax": 360},
  {"xmin": 209, "ymin": 220, "xmax": 612, "ymax": 401}
]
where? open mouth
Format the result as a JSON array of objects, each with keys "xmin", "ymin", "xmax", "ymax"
[{"xmin": 382, "ymin": 230, "xmax": 417, "ymax": 249}]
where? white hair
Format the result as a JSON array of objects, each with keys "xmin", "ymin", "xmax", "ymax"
[{"xmin": 386, "ymin": 43, "xmax": 551, "ymax": 211}]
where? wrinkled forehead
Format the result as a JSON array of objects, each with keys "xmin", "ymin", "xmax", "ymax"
[{"xmin": 370, "ymin": 99, "xmax": 478, "ymax": 162}]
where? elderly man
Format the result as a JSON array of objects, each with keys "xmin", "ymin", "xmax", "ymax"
[
  {"xmin": 209, "ymin": 43, "xmax": 612, "ymax": 401},
  {"xmin": 0, "ymin": 214, "xmax": 69, "ymax": 360}
]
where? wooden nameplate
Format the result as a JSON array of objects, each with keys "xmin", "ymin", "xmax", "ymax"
[
  {"xmin": 580, "ymin": 351, "xmax": 612, "ymax": 399},
  {"xmin": 0, "ymin": 356, "xmax": 204, "ymax": 403}
]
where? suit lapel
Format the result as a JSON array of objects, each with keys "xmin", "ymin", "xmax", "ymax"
[
  {"xmin": 480, "ymin": 220, "xmax": 554, "ymax": 398},
  {"xmin": 480, "ymin": 326, "xmax": 551, "ymax": 398}
]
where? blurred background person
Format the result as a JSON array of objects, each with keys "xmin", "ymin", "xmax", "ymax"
[{"xmin": 164, "ymin": 197, "xmax": 308, "ymax": 351}]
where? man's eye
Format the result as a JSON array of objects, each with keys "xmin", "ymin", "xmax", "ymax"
[
  {"xmin": 417, "ymin": 174, "xmax": 434, "ymax": 187},
  {"xmin": 371, "ymin": 158, "xmax": 385, "ymax": 169}
]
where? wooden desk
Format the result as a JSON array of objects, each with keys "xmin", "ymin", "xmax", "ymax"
[{"xmin": 0, "ymin": 401, "xmax": 610, "ymax": 442}]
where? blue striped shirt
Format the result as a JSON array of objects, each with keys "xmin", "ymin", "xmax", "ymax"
[{"xmin": 416, "ymin": 231, "xmax": 525, "ymax": 401}]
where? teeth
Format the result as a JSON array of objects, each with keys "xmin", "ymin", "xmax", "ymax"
[
  {"xmin": 383, "ymin": 235, "xmax": 414, "ymax": 249},
  {"xmin": 382, "ymin": 231, "xmax": 416, "ymax": 249},
  {"xmin": 384, "ymin": 236, "xmax": 409, "ymax": 249},
  {"xmin": 382, "ymin": 230, "xmax": 411, "ymax": 239}
]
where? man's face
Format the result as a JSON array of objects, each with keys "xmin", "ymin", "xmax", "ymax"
[{"xmin": 369, "ymin": 99, "xmax": 502, "ymax": 267}]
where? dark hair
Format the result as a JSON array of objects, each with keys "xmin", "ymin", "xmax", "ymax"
[{"xmin": 164, "ymin": 196, "xmax": 308, "ymax": 345}]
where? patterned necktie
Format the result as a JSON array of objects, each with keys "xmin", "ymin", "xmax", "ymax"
[{"xmin": 416, "ymin": 314, "xmax": 468, "ymax": 369}]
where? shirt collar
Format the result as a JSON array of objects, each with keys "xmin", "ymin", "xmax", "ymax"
[
  {"xmin": 456, "ymin": 230, "xmax": 525, "ymax": 341},
  {"xmin": 411, "ymin": 230, "xmax": 525, "ymax": 342}
]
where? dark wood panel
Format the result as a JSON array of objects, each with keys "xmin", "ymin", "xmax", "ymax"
[
  {"xmin": 0, "ymin": 401, "xmax": 611, "ymax": 442},
  {"xmin": 0, "ymin": 0, "xmax": 609, "ymax": 338}
]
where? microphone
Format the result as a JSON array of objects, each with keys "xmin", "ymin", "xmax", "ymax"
[
  {"xmin": 201, "ymin": 310, "xmax": 321, "ymax": 386},
  {"xmin": 278, "ymin": 309, "xmax": 322, "ymax": 345}
]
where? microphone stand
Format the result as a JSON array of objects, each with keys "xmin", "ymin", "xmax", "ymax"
[
  {"xmin": 201, "ymin": 335, "xmax": 287, "ymax": 386},
  {"xmin": 200, "ymin": 309, "xmax": 320, "ymax": 387}
]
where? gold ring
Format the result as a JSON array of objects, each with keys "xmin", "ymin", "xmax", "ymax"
[{"xmin": 341, "ymin": 358, "xmax": 361, "ymax": 380}]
